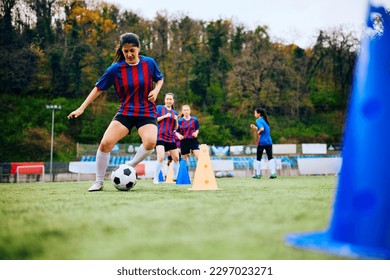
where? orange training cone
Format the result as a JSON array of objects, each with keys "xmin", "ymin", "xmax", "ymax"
[
  {"xmin": 165, "ymin": 163, "xmax": 174, "ymax": 183},
  {"xmin": 285, "ymin": 2, "xmax": 390, "ymax": 259},
  {"xmin": 189, "ymin": 144, "xmax": 220, "ymax": 191}
]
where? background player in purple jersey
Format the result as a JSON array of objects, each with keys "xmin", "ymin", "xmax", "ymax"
[
  {"xmin": 68, "ymin": 33, "xmax": 164, "ymax": 191},
  {"xmin": 153, "ymin": 93, "xmax": 180, "ymax": 184},
  {"xmin": 176, "ymin": 105, "xmax": 200, "ymax": 160},
  {"xmin": 167, "ymin": 132, "xmax": 181, "ymax": 166}
]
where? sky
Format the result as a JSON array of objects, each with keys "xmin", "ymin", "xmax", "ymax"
[{"xmin": 107, "ymin": 0, "xmax": 380, "ymax": 48}]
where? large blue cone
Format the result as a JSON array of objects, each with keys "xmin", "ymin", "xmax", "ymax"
[
  {"xmin": 176, "ymin": 158, "xmax": 191, "ymax": 185},
  {"xmin": 285, "ymin": 3, "xmax": 390, "ymax": 259}
]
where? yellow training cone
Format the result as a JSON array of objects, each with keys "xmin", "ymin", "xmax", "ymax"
[
  {"xmin": 165, "ymin": 164, "xmax": 174, "ymax": 183},
  {"xmin": 189, "ymin": 144, "xmax": 221, "ymax": 191}
]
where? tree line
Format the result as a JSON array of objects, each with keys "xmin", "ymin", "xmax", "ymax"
[{"xmin": 0, "ymin": 0, "xmax": 359, "ymax": 161}]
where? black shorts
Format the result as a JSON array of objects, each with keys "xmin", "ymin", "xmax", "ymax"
[
  {"xmin": 256, "ymin": 145, "xmax": 273, "ymax": 161},
  {"xmin": 156, "ymin": 140, "xmax": 178, "ymax": 152},
  {"xmin": 114, "ymin": 114, "xmax": 157, "ymax": 133},
  {"xmin": 181, "ymin": 138, "xmax": 199, "ymax": 155}
]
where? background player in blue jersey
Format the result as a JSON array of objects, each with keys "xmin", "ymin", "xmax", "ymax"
[
  {"xmin": 250, "ymin": 108, "xmax": 277, "ymax": 179},
  {"xmin": 153, "ymin": 93, "xmax": 180, "ymax": 184},
  {"xmin": 68, "ymin": 33, "xmax": 164, "ymax": 191},
  {"xmin": 176, "ymin": 105, "xmax": 200, "ymax": 160}
]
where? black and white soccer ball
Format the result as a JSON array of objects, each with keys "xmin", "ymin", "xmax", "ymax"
[{"xmin": 111, "ymin": 164, "xmax": 137, "ymax": 191}]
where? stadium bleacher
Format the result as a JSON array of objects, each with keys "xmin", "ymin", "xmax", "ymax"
[
  {"xmin": 0, "ymin": 143, "xmax": 341, "ymax": 183},
  {"xmin": 78, "ymin": 154, "xmax": 320, "ymax": 170},
  {"xmin": 77, "ymin": 154, "xmax": 298, "ymax": 176},
  {"xmin": 71, "ymin": 152, "xmax": 343, "ymax": 180}
]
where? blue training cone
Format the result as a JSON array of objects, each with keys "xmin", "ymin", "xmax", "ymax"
[
  {"xmin": 285, "ymin": 2, "xmax": 390, "ymax": 259},
  {"xmin": 176, "ymin": 158, "xmax": 191, "ymax": 185},
  {"xmin": 158, "ymin": 170, "xmax": 164, "ymax": 182}
]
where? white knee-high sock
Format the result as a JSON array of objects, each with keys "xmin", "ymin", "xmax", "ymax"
[
  {"xmin": 172, "ymin": 160, "xmax": 179, "ymax": 180},
  {"xmin": 154, "ymin": 161, "xmax": 163, "ymax": 181},
  {"xmin": 127, "ymin": 144, "xmax": 153, "ymax": 167},
  {"xmin": 256, "ymin": 160, "xmax": 261, "ymax": 175},
  {"xmin": 269, "ymin": 158, "xmax": 276, "ymax": 175},
  {"xmin": 96, "ymin": 150, "xmax": 110, "ymax": 182}
]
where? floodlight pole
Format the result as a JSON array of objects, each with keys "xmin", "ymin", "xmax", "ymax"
[{"xmin": 46, "ymin": 104, "xmax": 61, "ymax": 182}]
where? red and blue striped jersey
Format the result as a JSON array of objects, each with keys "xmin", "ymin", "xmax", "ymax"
[
  {"xmin": 95, "ymin": 56, "xmax": 163, "ymax": 118},
  {"xmin": 177, "ymin": 116, "xmax": 199, "ymax": 139},
  {"xmin": 156, "ymin": 105, "xmax": 178, "ymax": 142}
]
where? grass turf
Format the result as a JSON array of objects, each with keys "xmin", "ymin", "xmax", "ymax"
[{"xmin": 0, "ymin": 176, "xmax": 346, "ymax": 260}]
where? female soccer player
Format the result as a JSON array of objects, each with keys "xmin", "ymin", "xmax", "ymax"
[
  {"xmin": 175, "ymin": 105, "xmax": 200, "ymax": 160},
  {"xmin": 68, "ymin": 33, "xmax": 164, "ymax": 191},
  {"xmin": 250, "ymin": 108, "xmax": 277, "ymax": 179},
  {"xmin": 153, "ymin": 93, "xmax": 180, "ymax": 184}
]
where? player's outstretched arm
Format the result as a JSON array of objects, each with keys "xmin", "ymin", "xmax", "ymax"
[{"xmin": 68, "ymin": 87, "xmax": 102, "ymax": 119}]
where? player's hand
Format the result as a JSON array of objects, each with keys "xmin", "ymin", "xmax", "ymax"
[
  {"xmin": 68, "ymin": 108, "xmax": 84, "ymax": 119},
  {"xmin": 148, "ymin": 89, "xmax": 158, "ymax": 102},
  {"xmin": 165, "ymin": 113, "xmax": 171, "ymax": 118}
]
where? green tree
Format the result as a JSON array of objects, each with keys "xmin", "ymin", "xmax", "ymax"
[
  {"xmin": 0, "ymin": 1, "xmax": 361, "ymax": 161},
  {"xmin": 29, "ymin": 0, "xmax": 56, "ymax": 50},
  {"xmin": 308, "ymin": 28, "xmax": 357, "ymax": 110},
  {"xmin": 166, "ymin": 15, "xmax": 201, "ymax": 103}
]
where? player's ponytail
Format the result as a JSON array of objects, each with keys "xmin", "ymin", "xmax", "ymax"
[{"xmin": 255, "ymin": 108, "xmax": 270, "ymax": 126}]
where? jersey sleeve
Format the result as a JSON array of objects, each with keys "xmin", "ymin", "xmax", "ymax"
[
  {"xmin": 256, "ymin": 119, "xmax": 264, "ymax": 130},
  {"xmin": 95, "ymin": 64, "xmax": 116, "ymax": 90},
  {"xmin": 156, "ymin": 105, "xmax": 163, "ymax": 117},
  {"xmin": 150, "ymin": 58, "xmax": 163, "ymax": 82},
  {"xmin": 177, "ymin": 118, "xmax": 183, "ymax": 134},
  {"xmin": 194, "ymin": 117, "xmax": 200, "ymax": 130}
]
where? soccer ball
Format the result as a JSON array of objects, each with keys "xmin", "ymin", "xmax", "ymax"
[{"xmin": 111, "ymin": 164, "xmax": 137, "ymax": 191}]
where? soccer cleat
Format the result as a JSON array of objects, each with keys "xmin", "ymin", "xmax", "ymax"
[
  {"xmin": 88, "ymin": 181, "xmax": 103, "ymax": 192},
  {"xmin": 153, "ymin": 179, "xmax": 159, "ymax": 185},
  {"xmin": 270, "ymin": 174, "xmax": 277, "ymax": 179},
  {"xmin": 252, "ymin": 175, "xmax": 261, "ymax": 179}
]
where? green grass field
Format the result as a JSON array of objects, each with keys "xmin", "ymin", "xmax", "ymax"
[{"xmin": 0, "ymin": 176, "xmax": 347, "ymax": 260}]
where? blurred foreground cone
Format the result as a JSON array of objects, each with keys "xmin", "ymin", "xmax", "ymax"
[
  {"xmin": 285, "ymin": 3, "xmax": 390, "ymax": 259},
  {"xmin": 176, "ymin": 158, "xmax": 191, "ymax": 185},
  {"xmin": 189, "ymin": 144, "xmax": 220, "ymax": 191}
]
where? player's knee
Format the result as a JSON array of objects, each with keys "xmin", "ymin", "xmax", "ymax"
[
  {"xmin": 143, "ymin": 139, "xmax": 156, "ymax": 150},
  {"xmin": 99, "ymin": 140, "xmax": 115, "ymax": 153},
  {"xmin": 157, "ymin": 154, "xmax": 165, "ymax": 162},
  {"xmin": 171, "ymin": 153, "xmax": 180, "ymax": 162}
]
